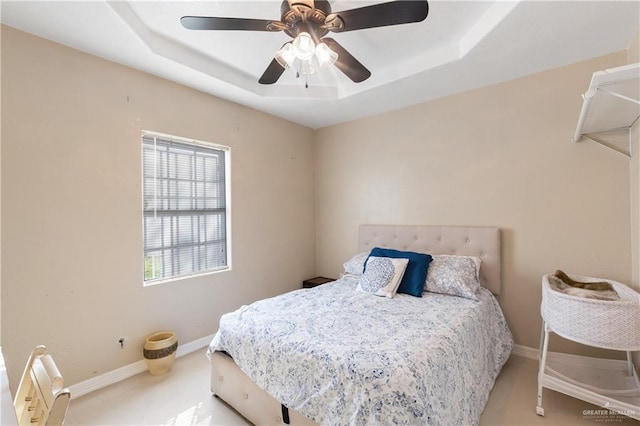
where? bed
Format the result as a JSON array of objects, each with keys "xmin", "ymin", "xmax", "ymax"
[{"xmin": 208, "ymin": 225, "xmax": 513, "ymax": 425}]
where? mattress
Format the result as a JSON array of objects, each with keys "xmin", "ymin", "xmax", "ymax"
[{"xmin": 208, "ymin": 275, "xmax": 513, "ymax": 425}]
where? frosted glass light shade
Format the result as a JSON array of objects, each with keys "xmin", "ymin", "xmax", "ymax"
[
  {"xmin": 315, "ymin": 43, "xmax": 338, "ymax": 67},
  {"xmin": 298, "ymin": 60, "xmax": 316, "ymax": 76},
  {"xmin": 292, "ymin": 32, "xmax": 315, "ymax": 60},
  {"xmin": 275, "ymin": 43, "xmax": 295, "ymax": 68}
]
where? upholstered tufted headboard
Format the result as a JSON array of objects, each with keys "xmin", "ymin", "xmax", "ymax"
[{"xmin": 358, "ymin": 225, "xmax": 502, "ymax": 294}]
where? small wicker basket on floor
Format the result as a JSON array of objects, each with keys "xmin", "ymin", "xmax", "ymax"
[
  {"xmin": 541, "ymin": 274, "xmax": 640, "ymax": 351},
  {"xmin": 143, "ymin": 331, "xmax": 178, "ymax": 375}
]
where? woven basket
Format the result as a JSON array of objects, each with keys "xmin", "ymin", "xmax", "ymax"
[{"xmin": 541, "ymin": 274, "xmax": 640, "ymax": 351}]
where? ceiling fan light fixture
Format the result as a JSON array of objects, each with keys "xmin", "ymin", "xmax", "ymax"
[
  {"xmin": 315, "ymin": 42, "xmax": 338, "ymax": 67},
  {"xmin": 292, "ymin": 32, "xmax": 315, "ymax": 60},
  {"xmin": 182, "ymin": 0, "xmax": 430, "ymax": 85}
]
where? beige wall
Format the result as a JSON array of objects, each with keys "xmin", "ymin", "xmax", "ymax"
[
  {"xmin": 314, "ymin": 52, "xmax": 631, "ymax": 356},
  {"xmin": 0, "ymin": 22, "xmax": 2, "ymax": 344},
  {"xmin": 628, "ymin": 25, "xmax": 639, "ymax": 369},
  {"xmin": 1, "ymin": 26, "xmax": 315, "ymax": 390},
  {"xmin": 629, "ymin": 25, "xmax": 640, "ymax": 64},
  {"xmin": 629, "ymin": 26, "xmax": 640, "ymax": 291},
  {"xmin": 632, "ymin": 106, "xmax": 639, "ymax": 369}
]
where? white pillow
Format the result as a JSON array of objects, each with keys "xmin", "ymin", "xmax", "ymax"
[
  {"xmin": 357, "ymin": 256, "xmax": 409, "ymax": 298},
  {"xmin": 425, "ymin": 255, "xmax": 481, "ymax": 300},
  {"xmin": 343, "ymin": 252, "xmax": 369, "ymax": 275}
]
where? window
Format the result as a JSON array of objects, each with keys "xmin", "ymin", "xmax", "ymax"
[{"xmin": 142, "ymin": 132, "xmax": 230, "ymax": 284}]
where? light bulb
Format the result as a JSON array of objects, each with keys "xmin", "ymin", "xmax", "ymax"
[{"xmin": 292, "ymin": 32, "xmax": 315, "ymax": 60}]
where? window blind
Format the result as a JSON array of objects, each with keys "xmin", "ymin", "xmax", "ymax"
[{"xmin": 142, "ymin": 134, "xmax": 228, "ymax": 283}]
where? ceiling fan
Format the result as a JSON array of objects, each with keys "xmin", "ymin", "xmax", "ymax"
[{"xmin": 181, "ymin": 0, "xmax": 429, "ymax": 85}]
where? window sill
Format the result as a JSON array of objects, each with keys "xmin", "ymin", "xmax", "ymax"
[{"xmin": 143, "ymin": 267, "xmax": 230, "ymax": 287}]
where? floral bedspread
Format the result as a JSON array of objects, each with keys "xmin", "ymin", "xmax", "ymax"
[{"xmin": 208, "ymin": 276, "xmax": 513, "ymax": 425}]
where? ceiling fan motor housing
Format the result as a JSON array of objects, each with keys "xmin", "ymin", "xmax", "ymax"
[{"xmin": 280, "ymin": 0, "xmax": 334, "ymax": 39}]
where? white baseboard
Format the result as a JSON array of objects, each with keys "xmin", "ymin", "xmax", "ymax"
[
  {"xmin": 65, "ymin": 339, "xmax": 632, "ymax": 400},
  {"xmin": 511, "ymin": 343, "xmax": 539, "ymax": 360},
  {"xmin": 68, "ymin": 334, "xmax": 214, "ymax": 400}
]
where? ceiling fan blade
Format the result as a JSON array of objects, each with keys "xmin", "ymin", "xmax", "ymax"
[
  {"xmin": 181, "ymin": 16, "xmax": 282, "ymax": 32},
  {"xmin": 322, "ymin": 38, "xmax": 371, "ymax": 83},
  {"xmin": 326, "ymin": 1, "xmax": 428, "ymax": 33},
  {"xmin": 259, "ymin": 58, "xmax": 287, "ymax": 84}
]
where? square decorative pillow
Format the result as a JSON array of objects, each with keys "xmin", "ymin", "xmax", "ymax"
[
  {"xmin": 343, "ymin": 252, "xmax": 369, "ymax": 275},
  {"xmin": 367, "ymin": 248, "xmax": 433, "ymax": 297},
  {"xmin": 425, "ymin": 255, "xmax": 481, "ymax": 300},
  {"xmin": 357, "ymin": 256, "xmax": 409, "ymax": 298}
]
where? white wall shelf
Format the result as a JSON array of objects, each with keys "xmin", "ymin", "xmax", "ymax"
[{"xmin": 573, "ymin": 62, "xmax": 640, "ymax": 157}]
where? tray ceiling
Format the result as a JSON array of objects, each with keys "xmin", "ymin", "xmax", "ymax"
[{"xmin": 2, "ymin": 1, "xmax": 639, "ymax": 128}]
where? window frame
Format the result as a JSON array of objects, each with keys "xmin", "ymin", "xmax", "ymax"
[{"xmin": 141, "ymin": 130, "xmax": 232, "ymax": 286}]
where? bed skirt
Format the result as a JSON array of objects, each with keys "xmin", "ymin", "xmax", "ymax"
[{"xmin": 211, "ymin": 351, "xmax": 317, "ymax": 425}]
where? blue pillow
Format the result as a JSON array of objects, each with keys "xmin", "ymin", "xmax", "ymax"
[{"xmin": 366, "ymin": 248, "xmax": 433, "ymax": 297}]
